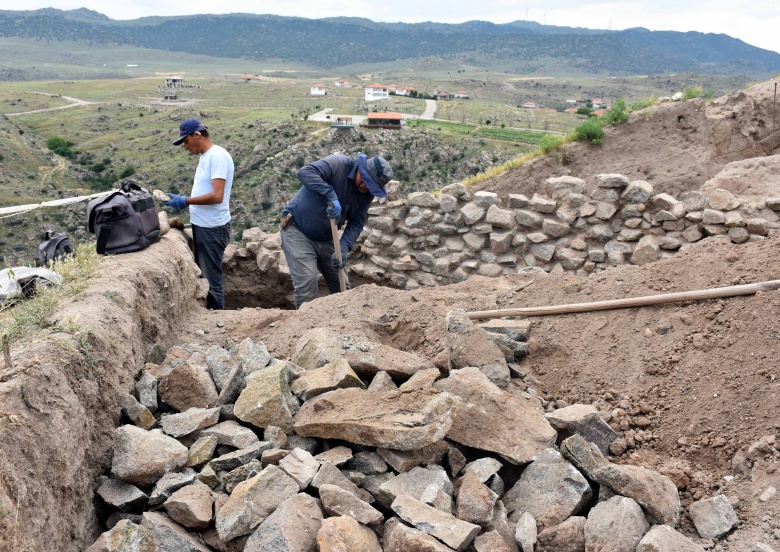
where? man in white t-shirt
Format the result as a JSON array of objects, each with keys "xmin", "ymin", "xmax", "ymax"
[{"xmin": 164, "ymin": 118, "xmax": 234, "ymax": 310}]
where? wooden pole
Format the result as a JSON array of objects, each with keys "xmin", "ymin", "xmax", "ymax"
[
  {"xmin": 329, "ymin": 217, "xmax": 347, "ymax": 293},
  {"xmin": 2, "ymin": 334, "xmax": 12, "ymax": 370},
  {"xmin": 466, "ymin": 280, "xmax": 780, "ymax": 321}
]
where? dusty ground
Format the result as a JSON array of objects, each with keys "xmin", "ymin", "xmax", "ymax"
[{"xmin": 2, "ymin": 80, "xmax": 780, "ymax": 551}]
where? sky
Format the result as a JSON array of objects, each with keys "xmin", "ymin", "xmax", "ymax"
[{"xmin": 5, "ymin": 1, "xmax": 780, "ymax": 54}]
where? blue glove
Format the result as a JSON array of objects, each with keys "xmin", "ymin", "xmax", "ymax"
[
  {"xmin": 326, "ymin": 199, "xmax": 342, "ymax": 218},
  {"xmin": 164, "ymin": 193, "xmax": 188, "ymax": 210},
  {"xmin": 331, "ymin": 251, "xmax": 347, "ymax": 270}
]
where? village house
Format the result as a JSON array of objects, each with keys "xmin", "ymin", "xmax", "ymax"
[
  {"xmin": 453, "ymin": 91, "xmax": 470, "ymax": 99},
  {"xmin": 521, "ymin": 102, "xmax": 537, "ymax": 109},
  {"xmin": 310, "ymin": 84, "xmax": 328, "ymax": 96},
  {"xmin": 364, "ymin": 83, "xmax": 389, "ymax": 102},
  {"xmin": 436, "ymin": 90, "xmax": 451, "ymax": 100},
  {"xmin": 163, "ymin": 92, "xmax": 177, "ymax": 101},
  {"xmin": 165, "ymin": 76, "xmax": 184, "ymax": 88},
  {"xmin": 363, "ymin": 112, "xmax": 403, "ymax": 129},
  {"xmin": 240, "ymin": 75, "xmax": 260, "ymax": 82},
  {"xmin": 394, "ymin": 86, "xmax": 416, "ymax": 97},
  {"xmin": 334, "ymin": 79, "xmax": 351, "ymax": 88}
]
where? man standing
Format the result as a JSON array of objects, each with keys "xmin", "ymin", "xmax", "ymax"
[
  {"xmin": 280, "ymin": 152, "xmax": 393, "ymax": 308},
  {"xmin": 164, "ymin": 118, "xmax": 234, "ymax": 310}
]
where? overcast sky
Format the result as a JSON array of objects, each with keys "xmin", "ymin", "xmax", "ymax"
[{"xmin": 7, "ymin": 1, "xmax": 780, "ymax": 54}]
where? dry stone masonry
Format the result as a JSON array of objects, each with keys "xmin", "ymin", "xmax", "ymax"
[
  {"xmin": 239, "ymin": 175, "xmax": 780, "ymax": 292},
  {"xmin": 84, "ymin": 315, "xmax": 763, "ymax": 551}
]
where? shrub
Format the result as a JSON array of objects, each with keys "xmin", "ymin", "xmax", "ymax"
[
  {"xmin": 574, "ymin": 119, "xmax": 604, "ymax": 145},
  {"xmin": 539, "ymin": 134, "xmax": 564, "ymax": 154},
  {"xmin": 261, "ymin": 200, "xmax": 273, "ymax": 210},
  {"xmin": 628, "ymin": 97, "xmax": 657, "ymax": 111},
  {"xmin": 120, "ymin": 167, "xmax": 136, "ymax": 179},
  {"xmin": 683, "ymin": 86, "xmax": 703, "ymax": 100},
  {"xmin": 576, "ymin": 107, "xmax": 593, "ymax": 116},
  {"xmin": 45, "ymin": 136, "xmax": 75, "ymax": 158},
  {"xmin": 602, "ymin": 98, "xmax": 629, "ymax": 125}
]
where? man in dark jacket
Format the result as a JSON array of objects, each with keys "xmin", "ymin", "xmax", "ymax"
[{"xmin": 280, "ymin": 152, "xmax": 393, "ymax": 308}]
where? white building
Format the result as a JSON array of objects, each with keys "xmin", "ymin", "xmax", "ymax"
[
  {"xmin": 310, "ymin": 84, "xmax": 328, "ymax": 96},
  {"xmin": 395, "ymin": 86, "xmax": 416, "ymax": 97},
  {"xmin": 365, "ymin": 83, "xmax": 389, "ymax": 102}
]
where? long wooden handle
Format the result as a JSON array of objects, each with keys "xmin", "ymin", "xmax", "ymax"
[
  {"xmin": 466, "ymin": 279, "xmax": 780, "ymax": 320},
  {"xmin": 329, "ymin": 217, "xmax": 347, "ymax": 292}
]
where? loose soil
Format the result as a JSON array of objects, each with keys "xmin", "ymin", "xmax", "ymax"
[{"xmin": 2, "ymin": 80, "xmax": 780, "ymax": 551}]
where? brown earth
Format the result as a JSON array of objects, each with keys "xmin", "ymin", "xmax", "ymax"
[{"xmin": 2, "ymin": 80, "xmax": 780, "ymax": 551}]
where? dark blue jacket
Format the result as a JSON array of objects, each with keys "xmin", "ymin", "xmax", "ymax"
[{"xmin": 282, "ymin": 154, "xmax": 373, "ymax": 252}]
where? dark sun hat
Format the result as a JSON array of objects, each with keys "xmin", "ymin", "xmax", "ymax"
[
  {"xmin": 173, "ymin": 118, "xmax": 207, "ymax": 145},
  {"xmin": 357, "ymin": 153, "xmax": 393, "ymax": 198}
]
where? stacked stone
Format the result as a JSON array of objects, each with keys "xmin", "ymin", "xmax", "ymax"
[
  {"xmin": 338, "ymin": 175, "xmax": 779, "ymax": 290},
  {"xmin": 87, "ymin": 315, "xmax": 734, "ymax": 551}
]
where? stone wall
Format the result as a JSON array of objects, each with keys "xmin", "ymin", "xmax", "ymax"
[{"xmin": 240, "ymin": 175, "xmax": 780, "ymax": 293}]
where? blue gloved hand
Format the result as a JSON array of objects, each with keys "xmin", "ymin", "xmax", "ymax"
[
  {"xmin": 163, "ymin": 193, "xmax": 188, "ymax": 210},
  {"xmin": 331, "ymin": 250, "xmax": 347, "ymax": 270},
  {"xmin": 326, "ymin": 199, "xmax": 342, "ymax": 218}
]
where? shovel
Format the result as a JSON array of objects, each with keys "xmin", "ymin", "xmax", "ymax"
[{"xmin": 329, "ymin": 217, "xmax": 347, "ymax": 292}]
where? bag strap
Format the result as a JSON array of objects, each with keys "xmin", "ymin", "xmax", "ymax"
[
  {"xmin": 132, "ymin": 196, "xmax": 155, "ymax": 213},
  {"xmin": 96, "ymin": 223, "xmax": 112, "ymax": 254}
]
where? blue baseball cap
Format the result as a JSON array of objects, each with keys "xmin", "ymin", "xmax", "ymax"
[
  {"xmin": 173, "ymin": 118, "xmax": 207, "ymax": 145},
  {"xmin": 357, "ymin": 153, "xmax": 393, "ymax": 198}
]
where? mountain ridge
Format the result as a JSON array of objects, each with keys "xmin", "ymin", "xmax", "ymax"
[{"xmin": 0, "ymin": 8, "xmax": 778, "ymax": 76}]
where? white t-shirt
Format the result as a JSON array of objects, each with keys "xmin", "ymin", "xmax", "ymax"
[{"xmin": 190, "ymin": 144, "xmax": 233, "ymax": 228}]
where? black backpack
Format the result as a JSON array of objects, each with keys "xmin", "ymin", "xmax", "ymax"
[
  {"xmin": 38, "ymin": 230, "xmax": 74, "ymax": 267},
  {"xmin": 87, "ymin": 181, "xmax": 161, "ymax": 255}
]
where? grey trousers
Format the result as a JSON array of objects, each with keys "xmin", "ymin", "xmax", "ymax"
[{"xmin": 280, "ymin": 223, "xmax": 349, "ymax": 308}]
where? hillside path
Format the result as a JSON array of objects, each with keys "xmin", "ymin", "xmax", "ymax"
[{"xmin": 6, "ymin": 94, "xmax": 93, "ymax": 117}]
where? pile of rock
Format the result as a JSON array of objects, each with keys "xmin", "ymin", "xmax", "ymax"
[
  {"xmin": 236, "ymin": 174, "xmax": 780, "ymax": 292},
  {"xmin": 88, "ymin": 314, "xmax": 738, "ymax": 551}
]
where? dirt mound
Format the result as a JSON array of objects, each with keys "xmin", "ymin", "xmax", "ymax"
[{"xmin": 471, "ymin": 80, "xmax": 780, "ymax": 200}]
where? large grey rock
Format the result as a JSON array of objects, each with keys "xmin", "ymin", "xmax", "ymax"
[
  {"xmin": 383, "ymin": 517, "xmax": 455, "ymax": 551},
  {"xmin": 290, "ymin": 358, "xmax": 365, "ymax": 401},
  {"xmin": 475, "ymin": 530, "xmax": 515, "ymax": 552},
  {"xmin": 135, "ymin": 373, "xmax": 158, "ymax": 414},
  {"xmin": 392, "ymin": 495, "xmax": 481, "ymax": 551},
  {"xmin": 584, "ymin": 496, "xmax": 649, "ymax": 551},
  {"xmin": 545, "ymin": 404, "xmax": 619, "ymax": 455},
  {"xmin": 141, "ymin": 512, "xmax": 210, "ymax": 552},
  {"xmin": 595, "ymin": 464, "xmax": 681, "ymax": 525},
  {"xmin": 160, "ymin": 407, "xmax": 220, "ymax": 438},
  {"xmin": 486, "ymin": 205, "xmax": 516, "ymax": 229},
  {"xmin": 278, "ymin": 447, "xmax": 320, "ymax": 490},
  {"xmin": 316, "ymin": 516, "xmax": 382, "ymax": 552},
  {"xmin": 194, "ymin": 420, "xmax": 260, "ymax": 450},
  {"xmin": 223, "ymin": 459, "xmax": 264, "ymax": 494},
  {"xmin": 294, "ymin": 327, "xmax": 432, "ymax": 378},
  {"xmin": 234, "ymin": 361, "xmax": 300, "ymax": 432},
  {"xmin": 688, "ymin": 494, "xmax": 739, "ymax": 539},
  {"xmin": 244, "ymin": 493, "xmax": 323, "ymax": 552},
  {"xmin": 379, "ymin": 466, "xmax": 454, "ymax": 513},
  {"xmin": 435, "ymin": 368, "xmax": 556, "ymax": 465},
  {"xmin": 97, "ymin": 479, "xmax": 148, "ymax": 513},
  {"xmin": 186, "ymin": 436, "xmax": 218, "ymax": 467},
  {"xmin": 215, "ymin": 464, "xmax": 300, "ymax": 541},
  {"xmin": 85, "ymin": 519, "xmax": 154, "ymax": 552},
  {"xmin": 377, "ymin": 441, "xmax": 448, "ymax": 473},
  {"xmin": 158, "ymin": 362, "xmax": 218, "ymax": 412},
  {"xmin": 446, "ymin": 308, "xmax": 510, "ymax": 387},
  {"xmin": 345, "ymin": 451, "xmax": 387, "ymax": 474},
  {"xmin": 148, "ymin": 471, "xmax": 198, "ymax": 507},
  {"xmin": 631, "ymin": 235, "xmax": 660, "ymax": 266},
  {"xmin": 163, "ymin": 482, "xmax": 214, "ymax": 530},
  {"xmin": 112, "ymin": 426, "xmax": 188, "ymax": 487},
  {"xmin": 515, "ymin": 511, "xmax": 537, "ymax": 552},
  {"xmin": 456, "ymin": 470, "xmax": 498, "ymax": 524},
  {"xmin": 536, "ymin": 516, "xmax": 586, "ymax": 551},
  {"xmin": 635, "ymin": 525, "xmax": 705, "ymax": 551},
  {"xmin": 319, "ymin": 484, "xmax": 383, "ymax": 526},
  {"xmin": 311, "ymin": 461, "xmax": 374, "ymax": 503},
  {"xmin": 621, "ymin": 181, "xmax": 653, "ymax": 204},
  {"xmin": 462, "ymin": 457, "xmax": 503, "ymax": 482},
  {"xmin": 207, "ymin": 441, "xmax": 272, "ymax": 472},
  {"xmin": 560, "ymin": 434, "xmax": 610, "ymax": 481},
  {"xmin": 503, "ymin": 448, "xmax": 592, "ymax": 528},
  {"xmin": 118, "ymin": 393, "xmax": 157, "ymax": 430},
  {"xmin": 293, "ymin": 387, "xmax": 459, "ymax": 451},
  {"xmin": 205, "ymin": 345, "xmax": 234, "ymax": 391}
]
